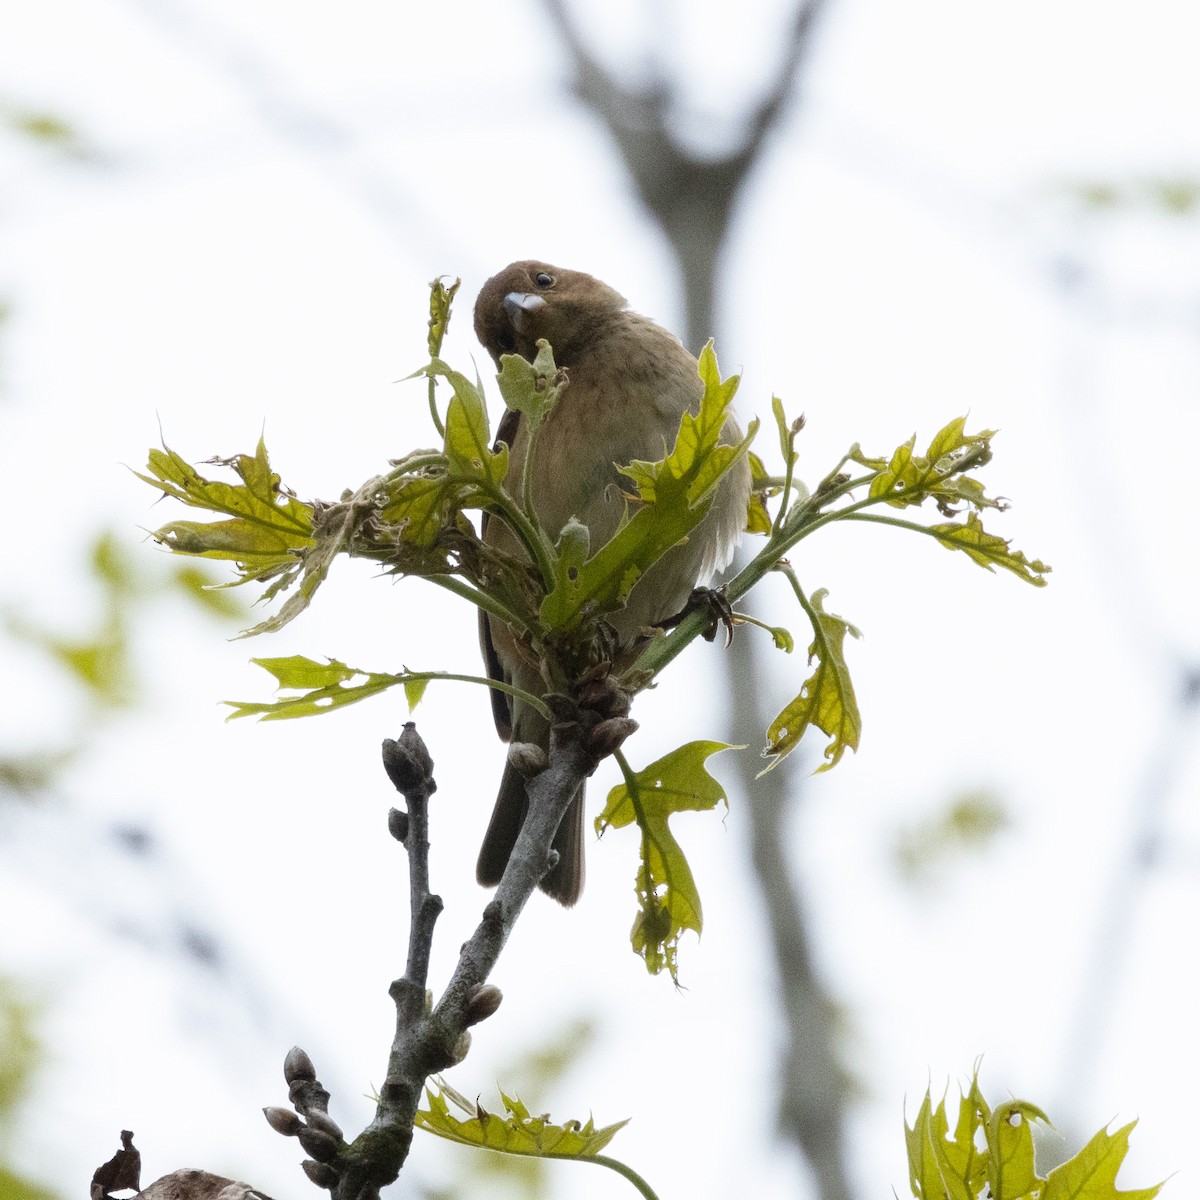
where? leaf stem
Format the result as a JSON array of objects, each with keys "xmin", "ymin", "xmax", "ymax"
[{"xmin": 585, "ymin": 1154, "xmax": 662, "ymax": 1200}]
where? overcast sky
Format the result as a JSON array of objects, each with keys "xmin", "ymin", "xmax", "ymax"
[{"xmin": 3, "ymin": 2, "xmax": 1200, "ymax": 1197}]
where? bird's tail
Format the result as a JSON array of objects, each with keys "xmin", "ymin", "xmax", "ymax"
[{"xmin": 476, "ymin": 760, "xmax": 585, "ymax": 906}]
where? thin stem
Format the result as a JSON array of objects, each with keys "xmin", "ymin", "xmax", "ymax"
[
  {"xmin": 584, "ymin": 1154, "xmax": 662, "ymax": 1200},
  {"xmin": 475, "ymin": 479, "xmax": 558, "ymax": 592},
  {"xmin": 402, "ymin": 669, "xmax": 552, "ymax": 721},
  {"xmin": 426, "ymin": 375, "xmax": 446, "ymax": 440},
  {"xmin": 425, "ymin": 573, "xmax": 531, "ymax": 631}
]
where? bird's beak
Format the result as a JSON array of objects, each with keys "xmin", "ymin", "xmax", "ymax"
[{"xmin": 503, "ymin": 291, "xmax": 545, "ymax": 333}]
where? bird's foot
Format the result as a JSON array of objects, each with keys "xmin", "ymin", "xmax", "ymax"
[{"xmin": 660, "ymin": 586, "xmax": 736, "ymax": 646}]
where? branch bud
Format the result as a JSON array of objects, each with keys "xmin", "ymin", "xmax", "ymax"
[
  {"xmin": 464, "ymin": 984, "xmax": 503, "ymax": 1026},
  {"xmin": 449, "ymin": 1031, "xmax": 472, "ymax": 1065},
  {"xmin": 507, "ymin": 742, "xmax": 547, "ymax": 777},
  {"xmin": 586, "ymin": 717, "xmax": 639, "ymax": 759},
  {"xmin": 306, "ymin": 1109, "xmax": 343, "ymax": 1140},
  {"xmin": 263, "ymin": 1106, "xmax": 302, "ymax": 1137},
  {"xmin": 381, "ymin": 723, "xmax": 436, "ymax": 796},
  {"xmin": 301, "ymin": 1160, "xmax": 339, "ymax": 1189},
  {"xmin": 387, "ymin": 807, "xmax": 409, "ymax": 843},
  {"xmin": 283, "ymin": 1046, "xmax": 316, "ymax": 1085},
  {"xmin": 298, "ymin": 1126, "xmax": 340, "ymax": 1163}
]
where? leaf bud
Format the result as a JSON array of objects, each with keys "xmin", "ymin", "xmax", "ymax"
[
  {"xmin": 298, "ymin": 1127, "xmax": 340, "ymax": 1163},
  {"xmin": 449, "ymin": 1031, "xmax": 472, "ymax": 1065},
  {"xmin": 387, "ymin": 807, "xmax": 409, "ymax": 843},
  {"xmin": 263, "ymin": 1107, "xmax": 302, "ymax": 1137},
  {"xmin": 283, "ymin": 1046, "xmax": 316, "ymax": 1085},
  {"xmin": 507, "ymin": 742, "xmax": 547, "ymax": 777},
  {"xmin": 464, "ymin": 984, "xmax": 503, "ymax": 1026},
  {"xmin": 306, "ymin": 1109, "xmax": 343, "ymax": 1140},
  {"xmin": 301, "ymin": 1160, "xmax": 339, "ymax": 1189},
  {"xmin": 586, "ymin": 717, "xmax": 639, "ymax": 759}
]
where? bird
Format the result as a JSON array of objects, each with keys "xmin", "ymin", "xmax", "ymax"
[{"xmin": 473, "ymin": 260, "xmax": 751, "ymax": 905}]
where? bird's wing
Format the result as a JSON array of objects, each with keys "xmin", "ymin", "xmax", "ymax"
[{"xmin": 478, "ymin": 406, "xmax": 524, "ymax": 742}]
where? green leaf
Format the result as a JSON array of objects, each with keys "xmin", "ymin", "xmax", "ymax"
[
  {"xmin": 904, "ymin": 1091, "xmax": 979, "ymax": 1200},
  {"xmin": 429, "ymin": 359, "xmax": 508, "ymax": 485},
  {"xmin": 139, "ymin": 438, "xmax": 314, "ymax": 580},
  {"xmin": 597, "ymin": 742, "xmax": 738, "ymax": 981},
  {"xmin": 427, "ymin": 277, "xmax": 460, "ymax": 358},
  {"xmin": 416, "ymin": 1077, "xmax": 629, "ymax": 1160},
  {"xmin": 1043, "ymin": 1121, "xmax": 1164, "ymax": 1200},
  {"xmin": 225, "ymin": 656, "xmax": 426, "ymax": 720},
  {"xmin": 225, "ymin": 656, "xmax": 549, "ymax": 722},
  {"xmin": 496, "ymin": 339, "xmax": 568, "ymax": 429},
  {"xmin": 928, "ymin": 512, "xmax": 1051, "ymax": 586},
  {"xmin": 863, "ymin": 418, "xmax": 1006, "ymax": 514},
  {"xmin": 905, "ymin": 1071, "xmax": 1164, "ymax": 1200},
  {"xmin": 984, "ymin": 1098, "xmax": 1050, "ymax": 1200},
  {"xmin": 540, "ymin": 343, "xmax": 755, "ymax": 630},
  {"xmin": 760, "ymin": 586, "xmax": 861, "ymax": 774}
]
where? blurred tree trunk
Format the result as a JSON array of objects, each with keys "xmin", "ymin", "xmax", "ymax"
[{"xmin": 539, "ymin": 4, "xmax": 852, "ymax": 1197}]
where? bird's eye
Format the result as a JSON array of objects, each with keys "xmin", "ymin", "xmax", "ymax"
[
  {"xmin": 534, "ymin": 271, "xmax": 554, "ymax": 289},
  {"xmin": 496, "ymin": 331, "xmax": 517, "ymax": 353}
]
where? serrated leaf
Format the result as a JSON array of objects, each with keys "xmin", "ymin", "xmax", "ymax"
[
  {"xmin": 139, "ymin": 438, "xmax": 315, "ymax": 591},
  {"xmin": 540, "ymin": 344, "xmax": 755, "ymax": 630},
  {"xmin": 929, "ymin": 512, "xmax": 1051, "ymax": 586},
  {"xmin": 425, "ymin": 359, "xmax": 507, "ymax": 484},
  {"xmin": 1043, "ymin": 1121, "xmax": 1164, "ymax": 1200},
  {"xmin": 226, "ymin": 656, "xmax": 421, "ymax": 720},
  {"xmin": 905, "ymin": 1072, "xmax": 1163, "ymax": 1200},
  {"xmin": 867, "ymin": 418, "xmax": 1003, "ymax": 512},
  {"xmin": 984, "ymin": 1099, "xmax": 1049, "ymax": 1200},
  {"xmin": 427, "ymin": 277, "xmax": 460, "ymax": 358},
  {"xmin": 597, "ymin": 741, "xmax": 738, "ymax": 980},
  {"xmin": 761, "ymin": 587, "xmax": 860, "ymax": 774},
  {"xmin": 496, "ymin": 339, "xmax": 568, "ymax": 429},
  {"xmin": 416, "ymin": 1078, "xmax": 628, "ymax": 1160}
]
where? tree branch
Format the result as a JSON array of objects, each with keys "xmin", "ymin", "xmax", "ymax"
[{"xmin": 264, "ymin": 716, "xmax": 603, "ymax": 1198}]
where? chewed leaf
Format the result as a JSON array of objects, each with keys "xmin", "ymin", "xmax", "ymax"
[
  {"xmin": 761, "ymin": 587, "xmax": 861, "ymax": 774},
  {"xmin": 597, "ymin": 741, "xmax": 739, "ymax": 981},
  {"xmin": 416, "ymin": 1077, "xmax": 628, "ymax": 1160}
]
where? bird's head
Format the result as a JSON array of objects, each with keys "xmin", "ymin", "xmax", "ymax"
[{"xmin": 473, "ymin": 261, "xmax": 627, "ymax": 367}]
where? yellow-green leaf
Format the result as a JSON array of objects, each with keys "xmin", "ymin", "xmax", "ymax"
[
  {"xmin": 1043, "ymin": 1121, "xmax": 1164, "ymax": 1200},
  {"xmin": 416, "ymin": 1077, "xmax": 628, "ymax": 1160},
  {"xmin": 760, "ymin": 587, "xmax": 860, "ymax": 774},
  {"xmin": 597, "ymin": 741, "xmax": 738, "ymax": 981},
  {"xmin": 541, "ymin": 345, "xmax": 755, "ymax": 630},
  {"xmin": 929, "ymin": 511, "xmax": 1051, "ymax": 586}
]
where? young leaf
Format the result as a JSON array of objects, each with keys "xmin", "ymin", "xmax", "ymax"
[
  {"xmin": 496, "ymin": 338, "xmax": 568, "ymax": 430},
  {"xmin": 905, "ymin": 1071, "xmax": 1164, "ymax": 1200},
  {"xmin": 869, "ymin": 418, "xmax": 997, "ymax": 509},
  {"xmin": 426, "ymin": 277, "xmax": 460, "ymax": 359},
  {"xmin": 225, "ymin": 656, "xmax": 409, "ymax": 720},
  {"xmin": 928, "ymin": 511, "xmax": 1051, "ymax": 586},
  {"xmin": 760, "ymin": 586, "xmax": 861, "ymax": 775},
  {"xmin": 1042, "ymin": 1121, "xmax": 1163, "ymax": 1200},
  {"xmin": 224, "ymin": 656, "xmax": 549, "ymax": 722},
  {"xmin": 983, "ymin": 1099, "xmax": 1049, "ymax": 1200},
  {"xmin": 540, "ymin": 344, "xmax": 756, "ymax": 630},
  {"xmin": 416, "ymin": 1077, "xmax": 629, "ymax": 1160},
  {"xmin": 141, "ymin": 440, "xmax": 314, "ymax": 571},
  {"xmin": 426, "ymin": 359, "xmax": 508, "ymax": 485},
  {"xmin": 597, "ymin": 742, "xmax": 738, "ymax": 981}
]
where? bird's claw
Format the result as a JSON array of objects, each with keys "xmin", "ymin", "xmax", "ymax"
[{"xmin": 661, "ymin": 586, "xmax": 736, "ymax": 646}]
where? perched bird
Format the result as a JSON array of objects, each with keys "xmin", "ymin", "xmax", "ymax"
[{"xmin": 473, "ymin": 260, "xmax": 751, "ymax": 905}]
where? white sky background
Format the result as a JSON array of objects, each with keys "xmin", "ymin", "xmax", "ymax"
[{"xmin": 3, "ymin": 1, "xmax": 1200, "ymax": 1197}]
